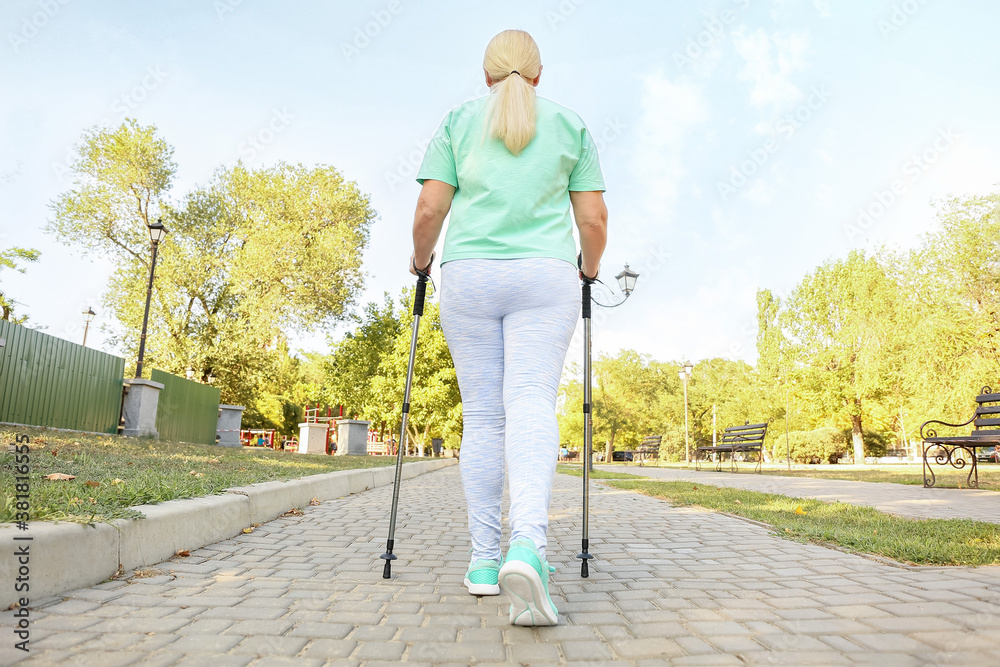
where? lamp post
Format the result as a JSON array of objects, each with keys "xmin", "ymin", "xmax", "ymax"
[
  {"xmin": 679, "ymin": 361, "xmax": 693, "ymax": 463},
  {"xmin": 784, "ymin": 377, "xmax": 792, "ymax": 471},
  {"xmin": 81, "ymin": 307, "xmax": 96, "ymax": 347},
  {"xmin": 135, "ymin": 219, "xmax": 168, "ymax": 379},
  {"xmin": 578, "ymin": 261, "xmax": 639, "ymax": 578}
]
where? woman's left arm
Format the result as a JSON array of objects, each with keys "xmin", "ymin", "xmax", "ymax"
[{"xmin": 411, "ymin": 179, "xmax": 456, "ymax": 274}]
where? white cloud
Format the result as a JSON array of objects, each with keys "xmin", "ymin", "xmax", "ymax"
[
  {"xmin": 743, "ymin": 178, "xmax": 777, "ymax": 205},
  {"xmin": 732, "ymin": 28, "xmax": 810, "ymax": 110},
  {"xmin": 814, "ymin": 0, "xmax": 832, "ymax": 18},
  {"xmin": 632, "ymin": 72, "xmax": 709, "ymax": 218}
]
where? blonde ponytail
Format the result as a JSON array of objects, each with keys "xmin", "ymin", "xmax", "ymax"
[{"xmin": 483, "ymin": 30, "xmax": 541, "ymax": 156}]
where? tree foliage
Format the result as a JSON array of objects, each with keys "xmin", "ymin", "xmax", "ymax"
[
  {"xmin": 0, "ymin": 245, "xmax": 40, "ymax": 323},
  {"xmin": 46, "ymin": 120, "xmax": 375, "ymax": 421},
  {"xmin": 325, "ymin": 288, "xmax": 461, "ymax": 453},
  {"xmin": 556, "ymin": 192, "xmax": 999, "ymax": 465}
]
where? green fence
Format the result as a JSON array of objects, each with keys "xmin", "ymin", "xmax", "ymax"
[
  {"xmin": 0, "ymin": 319, "xmax": 125, "ymax": 434},
  {"xmin": 152, "ymin": 369, "xmax": 220, "ymax": 445}
]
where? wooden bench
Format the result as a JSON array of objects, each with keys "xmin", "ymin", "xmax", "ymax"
[
  {"xmin": 921, "ymin": 386, "xmax": 1000, "ymax": 489},
  {"xmin": 635, "ymin": 435, "xmax": 662, "ymax": 466},
  {"xmin": 695, "ymin": 422, "xmax": 768, "ymax": 473}
]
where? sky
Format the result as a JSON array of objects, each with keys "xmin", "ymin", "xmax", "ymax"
[{"xmin": 2, "ymin": 0, "xmax": 999, "ymax": 372}]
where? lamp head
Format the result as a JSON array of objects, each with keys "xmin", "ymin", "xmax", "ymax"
[
  {"xmin": 185, "ymin": 366, "xmax": 195, "ymax": 381},
  {"xmin": 148, "ymin": 218, "xmax": 169, "ymax": 244},
  {"xmin": 615, "ymin": 264, "xmax": 640, "ymax": 296},
  {"xmin": 82, "ymin": 307, "xmax": 96, "ymax": 323}
]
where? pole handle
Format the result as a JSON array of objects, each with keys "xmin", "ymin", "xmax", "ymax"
[
  {"xmin": 412, "ymin": 251, "xmax": 435, "ymax": 317},
  {"xmin": 582, "ymin": 282, "xmax": 592, "ymax": 319}
]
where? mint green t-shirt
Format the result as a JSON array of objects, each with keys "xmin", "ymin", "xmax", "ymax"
[{"xmin": 416, "ymin": 95, "xmax": 605, "ymax": 266}]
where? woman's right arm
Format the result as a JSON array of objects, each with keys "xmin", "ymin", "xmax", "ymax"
[{"xmin": 570, "ymin": 190, "xmax": 608, "ymax": 279}]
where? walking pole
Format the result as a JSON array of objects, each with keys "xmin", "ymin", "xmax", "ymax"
[
  {"xmin": 577, "ymin": 270, "xmax": 596, "ymax": 578},
  {"xmin": 380, "ymin": 255, "xmax": 433, "ymax": 579}
]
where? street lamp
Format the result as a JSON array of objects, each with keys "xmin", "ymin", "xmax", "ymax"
[
  {"xmin": 81, "ymin": 307, "xmax": 96, "ymax": 347},
  {"xmin": 578, "ymin": 262, "xmax": 639, "ymax": 578},
  {"xmin": 185, "ymin": 366, "xmax": 195, "ymax": 381},
  {"xmin": 679, "ymin": 362, "xmax": 693, "ymax": 463},
  {"xmin": 615, "ymin": 264, "xmax": 639, "ymax": 296},
  {"xmin": 784, "ymin": 376, "xmax": 792, "ymax": 471},
  {"xmin": 134, "ymin": 218, "xmax": 168, "ymax": 379}
]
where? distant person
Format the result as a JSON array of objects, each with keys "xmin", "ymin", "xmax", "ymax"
[
  {"xmin": 559, "ymin": 446, "xmax": 569, "ymax": 461},
  {"xmin": 411, "ymin": 29, "xmax": 607, "ymax": 626}
]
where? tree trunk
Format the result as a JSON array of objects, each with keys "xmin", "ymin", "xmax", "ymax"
[
  {"xmin": 604, "ymin": 430, "xmax": 616, "ymax": 464},
  {"xmin": 851, "ymin": 410, "xmax": 865, "ymax": 464}
]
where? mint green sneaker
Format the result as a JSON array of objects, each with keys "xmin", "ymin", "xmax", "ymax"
[
  {"xmin": 464, "ymin": 559, "xmax": 500, "ymax": 596},
  {"xmin": 499, "ymin": 539, "xmax": 559, "ymax": 626}
]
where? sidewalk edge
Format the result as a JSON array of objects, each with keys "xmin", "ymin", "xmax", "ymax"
[{"xmin": 0, "ymin": 458, "xmax": 455, "ymax": 608}]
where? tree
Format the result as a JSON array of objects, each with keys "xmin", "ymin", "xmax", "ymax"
[
  {"xmin": 0, "ymin": 245, "xmax": 40, "ymax": 322},
  {"xmin": 326, "ymin": 288, "xmax": 461, "ymax": 454},
  {"xmin": 590, "ymin": 350, "xmax": 669, "ymax": 462},
  {"xmin": 780, "ymin": 251, "xmax": 909, "ymax": 463},
  {"xmin": 46, "ymin": 120, "xmax": 375, "ymax": 415},
  {"xmin": 47, "ymin": 118, "xmax": 176, "ymax": 263},
  {"xmin": 901, "ymin": 193, "xmax": 1000, "ymax": 425}
]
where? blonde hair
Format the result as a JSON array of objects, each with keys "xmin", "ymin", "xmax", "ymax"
[{"xmin": 483, "ymin": 30, "xmax": 541, "ymax": 155}]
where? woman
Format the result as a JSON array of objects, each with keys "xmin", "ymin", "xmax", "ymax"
[{"xmin": 411, "ymin": 29, "xmax": 607, "ymax": 626}]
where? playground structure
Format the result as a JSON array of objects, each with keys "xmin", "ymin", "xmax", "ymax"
[{"xmin": 241, "ymin": 428, "xmax": 276, "ymax": 449}]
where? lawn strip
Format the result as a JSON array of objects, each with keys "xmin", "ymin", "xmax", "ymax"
[
  {"xmin": 2, "ymin": 425, "xmax": 419, "ymax": 524},
  {"xmin": 609, "ymin": 461, "xmax": 1000, "ymax": 491},
  {"xmin": 556, "ymin": 464, "xmax": 647, "ymax": 480},
  {"xmin": 603, "ymin": 479, "xmax": 1000, "ymax": 566}
]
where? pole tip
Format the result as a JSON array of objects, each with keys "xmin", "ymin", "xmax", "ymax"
[{"xmin": 382, "ymin": 561, "xmax": 392, "ymax": 579}]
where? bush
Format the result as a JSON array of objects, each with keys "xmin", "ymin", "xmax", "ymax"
[
  {"xmin": 839, "ymin": 428, "xmax": 893, "ymax": 458},
  {"xmin": 787, "ymin": 427, "xmax": 849, "ymax": 464}
]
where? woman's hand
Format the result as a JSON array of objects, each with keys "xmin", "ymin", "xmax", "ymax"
[{"xmin": 409, "ymin": 252, "xmax": 436, "ymax": 276}]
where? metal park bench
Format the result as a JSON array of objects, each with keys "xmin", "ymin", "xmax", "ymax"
[
  {"xmin": 921, "ymin": 386, "xmax": 1000, "ymax": 489},
  {"xmin": 695, "ymin": 421, "xmax": 768, "ymax": 473},
  {"xmin": 635, "ymin": 435, "xmax": 662, "ymax": 466}
]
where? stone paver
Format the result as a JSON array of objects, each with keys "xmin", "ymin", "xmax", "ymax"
[
  {"xmin": 2, "ymin": 465, "xmax": 1000, "ymax": 665},
  {"xmin": 610, "ymin": 464, "xmax": 1000, "ymax": 523}
]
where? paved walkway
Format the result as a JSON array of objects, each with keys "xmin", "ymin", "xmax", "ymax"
[
  {"xmin": 3, "ymin": 466, "xmax": 1000, "ymax": 665},
  {"xmin": 604, "ymin": 465, "xmax": 1000, "ymax": 524}
]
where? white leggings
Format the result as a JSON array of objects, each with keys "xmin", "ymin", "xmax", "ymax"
[{"xmin": 439, "ymin": 258, "xmax": 580, "ymax": 562}]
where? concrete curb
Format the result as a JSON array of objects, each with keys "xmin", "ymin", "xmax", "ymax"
[{"xmin": 0, "ymin": 458, "xmax": 455, "ymax": 607}]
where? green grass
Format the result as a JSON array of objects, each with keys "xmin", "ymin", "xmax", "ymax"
[
  {"xmin": 556, "ymin": 464, "xmax": 647, "ymax": 480},
  {"xmin": 604, "ymin": 479, "xmax": 1000, "ymax": 566},
  {"xmin": 607, "ymin": 461, "xmax": 1000, "ymax": 490},
  {"xmin": 1, "ymin": 425, "xmax": 416, "ymax": 524}
]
